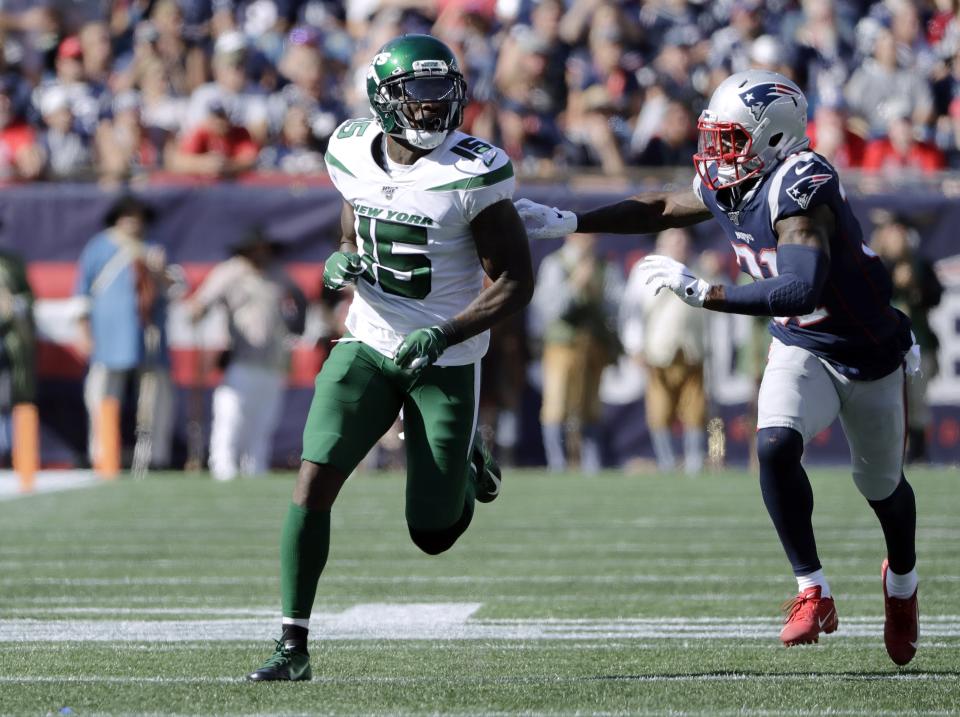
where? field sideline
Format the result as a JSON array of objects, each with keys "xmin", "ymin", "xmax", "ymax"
[{"xmin": 1, "ymin": 467, "xmax": 958, "ymax": 716}]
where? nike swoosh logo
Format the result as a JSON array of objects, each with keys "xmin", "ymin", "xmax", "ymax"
[
  {"xmin": 487, "ymin": 474, "xmax": 501, "ymax": 495},
  {"xmin": 795, "ymin": 163, "xmax": 813, "ymax": 175},
  {"xmin": 818, "ymin": 609, "xmax": 835, "ymax": 629},
  {"xmin": 909, "ymin": 641, "xmax": 918, "ymax": 649},
  {"xmin": 554, "ymin": 211, "xmax": 564, "ymax": 219}
]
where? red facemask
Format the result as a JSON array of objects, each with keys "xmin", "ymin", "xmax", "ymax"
[{"xmin": 693, "ymin": 119, "xmax": 763, "ymax": 191}]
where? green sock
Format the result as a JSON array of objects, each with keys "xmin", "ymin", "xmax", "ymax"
[{"xmin": 280, "ymin": 503, "xmax": 330, "ymax": 620}]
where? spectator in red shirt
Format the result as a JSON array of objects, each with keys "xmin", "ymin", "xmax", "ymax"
[
  {"xmin": 0, "ymin": 78, "xmax": 42, "ymax": 181},
  {"xmin": 167, "ymin": 98, "xmax": 259, "ymax": 178},
  {"xmin": 863, "ymin": 113, "xmax": 946, "ymax": 174},
  {"xmin": 807, "ymin": 102, "xmax": 866, "ymax": 169}
]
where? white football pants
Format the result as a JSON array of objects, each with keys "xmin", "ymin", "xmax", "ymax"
[
  {"xmin": 208, "ymin": 362, "xmax": 286, "ymax": 481},
  {"xmin": 84, "ymin": 362, "xmax": 174, "ymax": 468},
  {"xmin": 757, "ymin": 338, "xmax": 906, "ymax": 501}
]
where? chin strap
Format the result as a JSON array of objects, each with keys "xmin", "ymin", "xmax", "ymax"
[{"xmin": 394, "ymin": 127, "xmax": 447, "ymax": 150}]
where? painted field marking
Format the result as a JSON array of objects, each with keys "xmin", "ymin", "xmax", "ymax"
[
  {"xmin": 3, "ymin": 574, "xmax": 960, "ymax": 587},
  {"xmin": 0, "ymin": 470, "xmax": 98, "ymax": 500},
  {"xmin": 0, "ymin": 672, "xmax": 955, "ymax": 685},
  {"xmin": 1, "ymin": 605, "xmax": 960, "ymax": 642},
  {"xmin": 0, "ymin": 711, "xmax": 953, "ymax": 717},
  {"xmin": 0, "ymin": 593, "xmax": 930, "ymax": 608}
]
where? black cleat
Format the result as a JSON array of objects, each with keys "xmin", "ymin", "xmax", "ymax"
[
  {"xmin": 471, "ymin": 431, "xmax": 502, "ymax": 503},
  {"xmin": 247, "ymin": 639, "xmax": 312, "ymax": 682}
]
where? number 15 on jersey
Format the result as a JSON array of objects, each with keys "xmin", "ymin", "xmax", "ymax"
[{"xmin": 356, "ymin": 216, "xmax": 433, "ymax": 300}]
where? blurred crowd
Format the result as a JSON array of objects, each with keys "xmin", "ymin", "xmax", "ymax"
[
  {"xmin": 0, "ymin": 0, "xmax": 955, "ymax": 473},
  {"xmin": 518, "ymin": 214, "xmax": 945, "ymax": 473},
  {"xmin": 0, "ymin": 196, "xmax": 945, "ymax": 473},
  {"xmin": 3, "ymin": 0, "xmax": 960, "ymax": 183}
]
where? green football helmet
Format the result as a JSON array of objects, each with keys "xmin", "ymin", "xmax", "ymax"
[{"xmin": 366, "ymin": 34, "xmax": 467, "ymax": 150}]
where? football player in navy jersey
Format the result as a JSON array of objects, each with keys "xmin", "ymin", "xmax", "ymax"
[{"xmin": 516, "ymin": 70, "xmax": 920, "ymax": 665}]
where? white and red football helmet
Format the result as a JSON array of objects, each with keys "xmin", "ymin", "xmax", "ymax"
[{"xmin": 694, "ymin": 70, "xmax": 809, "ymax": 191}]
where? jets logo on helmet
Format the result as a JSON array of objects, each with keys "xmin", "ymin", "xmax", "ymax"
[
  {"xmin": 739, "ymin": 83, "xmax": 802, "ymax": 121},
  {"xmin": 786, "ymin": 173, "xmax": 832, "ymax": 210}
]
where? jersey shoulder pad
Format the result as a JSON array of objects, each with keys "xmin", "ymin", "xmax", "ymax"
[
  {"xmin": 425, "ymin": 132, "xmax": 514, "ymax": 192},
  {"xmin": 767, "ymin": 151, "xmax": 839, "ymax": 226},
  {"xmin": 324, "ymin": 117, "xmax": 377, "ymax": 180}
]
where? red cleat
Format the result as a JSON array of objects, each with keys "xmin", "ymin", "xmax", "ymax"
[
  {"xmin": 780, "ymin": 585, "xmax": 838, "ymax": 646},
  {"xmin": 882, "ymin": 559, "xmax": 919, "ymax": 666}
]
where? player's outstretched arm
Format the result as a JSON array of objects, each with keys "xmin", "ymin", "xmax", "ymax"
[
  {"xmin": 576, "ymin": 189, "xmax": 713, "ymax": 234},
  {"xmin": 515, "ymin": 189, "xmax": 711, "ymax": 240},
  {"xmin": 448, "ymin": 198, "xmax": 535, "ymax": 343},
  {"xmin": 702, "ymin": 205, "xmax": 833, "ymax": 315}
]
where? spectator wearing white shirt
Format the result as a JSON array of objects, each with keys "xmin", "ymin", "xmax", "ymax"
[
  {"xmin": 187, "ymin": 228, "xmax": 306, "ymax": 481},
  {"xmin": 37, "ymin": 85, "xmax": 92, "ymax": 179},
  {"xmin": 621, "ymin": 229, "xmax": 708, "ymax": 474},
  {"xmin": 531, "ymin": 233, "xmax": 623, "ymax": 474},
  {"xmin": 33, "ymin": 35, "xmax": 105, "ymax": 137}
]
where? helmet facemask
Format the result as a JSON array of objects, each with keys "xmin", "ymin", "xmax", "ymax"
[
  {"xmin": 694, "ymin": 116, "xmax": 765, "ymax": 191},
  {"xmin": 693, "ymin": 71, "xmax": 810, "ymax": 191},
  {"xmin": 373, "ymin": 72, "xmax": 466, "ymax": 150}
]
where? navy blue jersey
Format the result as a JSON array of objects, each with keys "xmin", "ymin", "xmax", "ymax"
[{"xmin": 696, "ymin": 150, "xmax": 912, "ymax": 380}]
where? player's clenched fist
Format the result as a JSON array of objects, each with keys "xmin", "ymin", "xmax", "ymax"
[
  {"xmin": 394, "ymin": 326, "xmax": 449, "ymax": 372},
  {"xmin": 637, "ymin": 254, "xmax": 710, "ymax": 307},
  {"xmin": 322, "ymin": 250, "xmax": 363, "ymax": 290},
  {"xmin": 514, "ymin": 198, "xmax": 577, "ymax": 240}
]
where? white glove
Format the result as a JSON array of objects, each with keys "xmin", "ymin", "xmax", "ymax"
[
  {"xmin": 514, "ymin": 198, "xmax": 577, "ymax": 240},
  {"xmin": 637, "ymin": 254, "xmax": 710, "ymax": 307}
]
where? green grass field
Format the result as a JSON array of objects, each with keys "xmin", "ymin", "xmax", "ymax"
[{"xmin": 1, "ymin": 467, "xmax": 958, "ymax": 716}]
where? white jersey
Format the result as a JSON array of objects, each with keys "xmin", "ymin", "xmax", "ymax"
[{"xmin": 325, "ymin": 118, "xmax": 515, "ymax": 366}]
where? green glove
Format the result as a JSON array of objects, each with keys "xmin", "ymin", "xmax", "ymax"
[
  {"xmin": 394, "ymin": 326, "xmax": 449, "ymax": 372},
  {"xmin": 323, "ymin": 250, "xmax": 363, "ymax": 290}
]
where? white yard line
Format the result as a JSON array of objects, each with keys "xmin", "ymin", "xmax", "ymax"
[
  {"xmin": 1, "ymin": 605, "xmax": 959, "ymax": 642},
  {"xmin": 3, "ymin": 574, "xmax": 959, "ymax": 586},
  {"xmin": 0, "ymin": 673, "xmax": 954, "ymax": 685},
  {"xmin": 2, "ymin": 641, "xmax": 960, "ymax": 653},
  {"xmin": 2, "ymin": 710, "xmax": 953, "ymax": 717},
  {"xmin": 4, "ymin": 606, "xmax": 960, "ymax": 624},
  {"xmin": 0, "ymin": 593, "xmax": 923, "ymax": 607},
  {"xmin": 0, "ymin": 470, "xmax": 99, "ymax": 500}
]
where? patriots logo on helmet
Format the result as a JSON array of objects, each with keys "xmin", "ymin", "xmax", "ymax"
[
  {"xmin": 786, "ymin": 173, "xmax": 832, "ymax": 210},
  {"xmin": 739, "ymin": 83, "xmax": 801, "ymax": 121}
]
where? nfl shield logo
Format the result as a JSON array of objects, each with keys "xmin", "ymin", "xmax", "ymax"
[
  {"xmin": 382, "ymin": 186, "xmax": 397, "ymax": 199},
  {"xmin": 727, "ymin": 211, "xmax": 741, "ymax": 225}
]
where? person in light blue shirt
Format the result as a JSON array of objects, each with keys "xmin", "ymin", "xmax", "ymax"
[{"xmin": 74, "ymin": 194, "xmax": 174, "ymax": 469}]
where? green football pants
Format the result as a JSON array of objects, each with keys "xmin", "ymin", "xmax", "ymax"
[{"xmin": 301, "ymin": 339, "xmax": 479, "ymax": 530}]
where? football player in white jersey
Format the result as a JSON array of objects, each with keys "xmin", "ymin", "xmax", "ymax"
[
  {"xmin": 515, "ymin": 70, "xmax": 920, "ymax": 666},
  {"xmin": 248, "ymin": 35, "xmax": 533, "ymax": 681}
]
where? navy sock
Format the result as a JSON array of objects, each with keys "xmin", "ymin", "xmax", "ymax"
[
  {"xmin": 757, "ymin": 427, "xmax": 821, "ymax": 576},
  {"xmin": 868, "ymin": 476, "xmax": 917, "ymax": 575}
]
